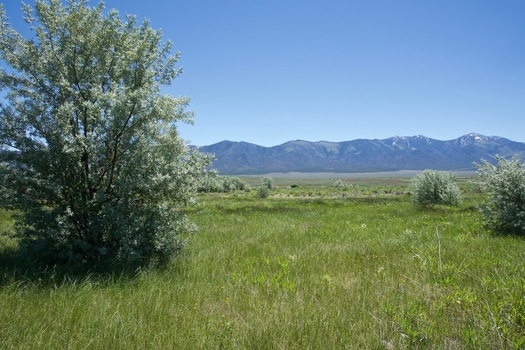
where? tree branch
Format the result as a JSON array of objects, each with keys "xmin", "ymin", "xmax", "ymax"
[{"xmin": 106, "ymin": 103, "xmax": 136, "ymax": 191}]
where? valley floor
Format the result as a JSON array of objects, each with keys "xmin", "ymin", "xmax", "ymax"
[{"xmin": 0, "ymin": 180, "xmax": 524, "ymax": 349}]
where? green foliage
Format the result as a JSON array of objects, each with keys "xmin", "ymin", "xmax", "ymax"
[
  {"xmin": 262, "ymin": 176, "xmax": 274, "ymax": 189},
  {"xmin": 256, "ymin": 186, "xmax": 270, "ymax": 198},
  {"xmin": 0, "ymin": 1, "xmax": 210, "ymax": 265},
  {"xmin": 0, "ymin": 209, "xmax": 13, "ymax": 231},
  {"xmin": 476, "ymin": 155, "xmax": 525, "ymax": 235},
  {"xmin": 411, "ymin": 170, "xmax": 462, "ymax": 206},
  {"xmin": 197, "ymin": 174, "xmax": 248, "ymax": 193},
  {"xmin": 334, "ymin": 179, "xmax": 345, "ymax": 189},
  {"xmin": 256, "ymin": 176, "xmax": 273, "ymax": 198},
  {"xmin": 222, "ymin": 176, "xmax": 247, "ymax": 192},
  {"xmin": 197, "ymin": 173, "xmax": 223, "ymax": 193},
  {"xmin": 334, "ymin": 179, "xmax": 352, "ymax": 189}
]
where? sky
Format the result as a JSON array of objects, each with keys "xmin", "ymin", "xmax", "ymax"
[{"xmin": 2, "ymin": 0, "xmax": 525, "ymax": 146}]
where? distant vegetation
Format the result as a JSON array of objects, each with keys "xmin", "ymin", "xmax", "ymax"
[
  {"xmin": 198, "ymin": 174, "xmax": 249, "ymax": 193},
  {"xmin": 262, "ymin": 176, "xmax": 275, "ymax": 190},
  {"xmin": 334, "ymin": 179, "xmax": 354, "ymax": 190}
]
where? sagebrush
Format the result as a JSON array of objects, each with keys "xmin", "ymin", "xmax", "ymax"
[
  {"xmin": 411, "ymin": 170, "xmax": 462, "ymax": 206},
  {"xmin": 476, "ymin": 155, "xmax": 525, "ymax": 235}
]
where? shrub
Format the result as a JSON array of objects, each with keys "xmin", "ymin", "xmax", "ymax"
[
  {"xmin": 262, "ymin": 177, "xmax": 274, "ymax": 190},
  {"xmin": 225, "ymin": 177, "xmax": 247, "ymax": 192},
  {"xmin": 197, "ymin": 173, "xmax": 223, "ymax": 193},
  {"xmin": 197, "ymin": 174, "xmax": 248, "ymax": 193},
  {"xmin": 256, "ymin": 186, "xmax": 270, "ymax": 199},
  {"xmin": 334, "ymin": 179, "xmax": 350, "ymax": 189},
  {"xmin": 411, "ymin": 170, "xmax": 462, "ymax": 206},
  {"xmin": 476, "ymin": 155, "xmax": 525, "ymax": 235}
]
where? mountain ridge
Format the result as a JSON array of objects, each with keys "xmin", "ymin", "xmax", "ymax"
[{"xmin": 198, "ymin": 133, "xmax": 525, "ymax": 175}]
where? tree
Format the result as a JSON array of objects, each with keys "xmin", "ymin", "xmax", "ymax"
[
  {"xmin": 476, "ymin": 156, "xmax": 525, "ymax": 235},
  {"xmin": 411, "ymin": 170, "xmax": 462, "ymax": 206},
  {"xmin": 0, "ymin": 1, "xmax": 211, "ymax": 265}
]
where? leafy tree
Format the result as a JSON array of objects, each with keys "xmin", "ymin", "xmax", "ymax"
[
  {"xmin": 411, "ymin": 170, "xmax": 462, "ymax": 206},
  {"xmin": 0, "ymin": 1, "xmax": 211, "ymax": 265},
  {"xmin": 476, "ymin": 155, "xmax": 525, "ymax": 235}
]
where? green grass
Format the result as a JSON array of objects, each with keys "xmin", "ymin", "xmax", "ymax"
[{"xmin": 0, "ymin": 181, "xmax": 524, "ymax": 349}]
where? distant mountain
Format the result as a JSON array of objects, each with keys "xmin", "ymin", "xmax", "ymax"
[{"xmin": 197, "ymin": 133, "xmax": 525, "ymax": 175}]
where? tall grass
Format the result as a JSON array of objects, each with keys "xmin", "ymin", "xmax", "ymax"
[{"xmin": 0, "ymin": 182, "xmax": 524, "ymax": 349}]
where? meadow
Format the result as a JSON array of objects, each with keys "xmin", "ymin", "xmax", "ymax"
[{"xmin": 0, "ymin": 176, "xmax": 524, "ymax": 349}]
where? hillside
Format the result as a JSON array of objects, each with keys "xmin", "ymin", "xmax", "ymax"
[{"xmin": 198, "ymin": 133, "xmax": 525, "ymax": 174}]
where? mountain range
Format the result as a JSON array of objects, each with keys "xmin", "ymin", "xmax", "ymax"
[{"xmin": 197, "ymin": 133, "xmax": 525, "ymax": 175}]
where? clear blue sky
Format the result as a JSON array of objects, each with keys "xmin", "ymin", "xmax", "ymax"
[{"xmin": 3, "ymin": 0, "xmax": 525, "ymax": 146}]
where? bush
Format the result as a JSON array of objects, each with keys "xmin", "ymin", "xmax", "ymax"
[
  {"xmin": 476, "ymin": 155, "xmax": 525, "ymax": 235},
  {"xmin": 411, "ymin": 170, "xmax": 462, "ymax": 206},
  {"xmin": 224, "ymin": 177, "xmax": 247, "ymax": 192},
  {"xmin": 197, "ymin": 174, "xmax": 248, "ymax": 193},
  {"xmin": 197, "ymin": 173, "xmax": 223, "ymax": 193},
  {"xmin": 256, "ymin": 186, "xmax": 270, "ymax": 199},
  {"xmin": 334, "ymin": 179, "xmax": 351, "ymax": 189},
  {"xmin": 262, "ymin": 177, "xmax": 274, "ymax": 190}
]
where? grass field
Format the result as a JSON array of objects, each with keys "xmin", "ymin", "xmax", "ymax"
[{"xmin": 0, "ymin": 177, "xmax": 524, "ymax": 349}]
